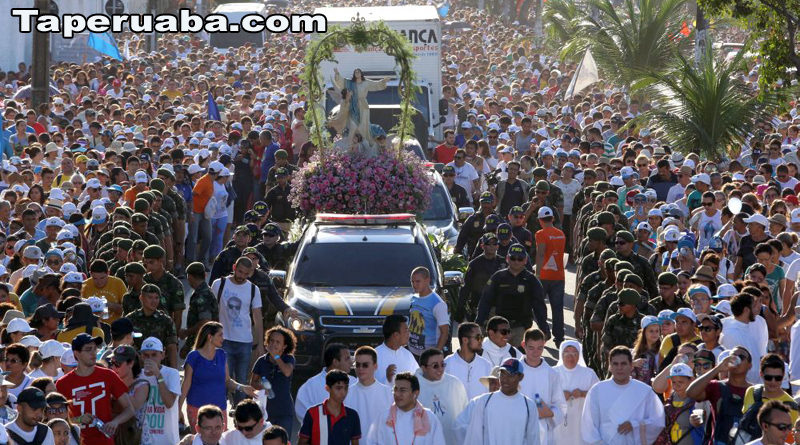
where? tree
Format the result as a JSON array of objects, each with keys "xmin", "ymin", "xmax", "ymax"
[
  {"xmin": 543, "ymin": 0, "xmax": 583, "ymax": 51},
  {"xmin": 700, "ymin": 0, "xmax": 800, "ymax": 86},
  {"xmin": 565, "ymin": 0, "xmax": 691, "ymax": 87},
  {"xmin": 633, "ymin": 45, "xmax": 785, "ymax": 160}
]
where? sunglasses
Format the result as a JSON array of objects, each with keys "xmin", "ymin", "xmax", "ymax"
[
  {"xmin": 236, "ymin": 422, "xmax": 260, "ymax": 432},
  {"xmin": 354, "ymin": 361, "xmax": 372, "ymax": 369},
  {"xmin": 615, "ymin": 240, "xmax": 628, "ymax": 245},
  {"xmin": 698, "ymin": 326, "xmax": 718, "ymax": 332},
  {"xmin": 766, "ymin": 422, "xmax": 793, "ymax": 432},
  {"xmin": 763, "ymin": 374, "xmax": 783, "ymax": 382},
  {"xmin": 494, "ymin": 328, "xmax": 511, "ymax": 335},
  {"xmin": 424, "ymin": 362, "xmax": 446, "ymax": 369},
  {"xmin": 509, "ymin": 256, "xmax": 526, "ymax": 262},
  {"xmin": 484, "ymin": 241, "xmax": 499, "ymax": 246}
]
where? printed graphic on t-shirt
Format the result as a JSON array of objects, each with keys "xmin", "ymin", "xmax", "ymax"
[
  {"xmin": 408, "ymin": 310, "xmax": 426, "ymax": 351},
  {"xmin": 225, "ymin": 295, "xmax": 244, "ymax": 328},
  {"xmin": 70, "ymin": 382, "xmax": 107, "ymax": 415}
]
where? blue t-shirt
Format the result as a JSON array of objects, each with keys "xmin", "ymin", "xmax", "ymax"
[
  {"xmin": 185, "ymin": 349, "xmax": 227, "ymax": 410},
  {"xmin": 252, "ymin": 353, "xmax": 295, "ymax": 418}
]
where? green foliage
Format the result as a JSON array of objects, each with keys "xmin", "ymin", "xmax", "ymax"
[
  {"xmin": 633, "ymin": 45, "xmax": 786, "ymax": 161},
  {"xmin": 543, "ymin": 0, "xmax": 583, "ymax": 53},
  {"xmin": 301, "ymin": 20, "xmax": 419, "ymax": 155},
  {"xmin": 427, "ymin": 231, "xmax": 467, "ymax": 273},
  {"xmin": 564, "ymin": 0, "xmax": 691, "ymax": 87},
  {"xmin": 699, "ymin": 0, "xmax": 800, "ymax": 87}
]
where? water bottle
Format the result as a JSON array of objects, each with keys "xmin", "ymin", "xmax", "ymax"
[
  {"xmin": 262, "ymin": 377, "xmax": 276, "ymax": 400},
  {"xmin": 534, "ymin": 393, "xmax": 543, "ymax": 408},
  {"xmin": 91, "ymin": 417, "xmax": 112, "ymax": 438}
]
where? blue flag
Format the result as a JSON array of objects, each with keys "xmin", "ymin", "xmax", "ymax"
[
  {"xmin": 87, "ymin": 32, "xmax": 122, "ymax": 61},
  {"xmin": 208, "ymin": 92, "xmax": 221, "ymax": 121},
  {"xmin": 437, "ymin": 1, "xmax": 450, "ymax": 17}
]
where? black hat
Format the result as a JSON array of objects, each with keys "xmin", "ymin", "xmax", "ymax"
[
  {"xmin": 125, "ymin": 262, "xmax": 146, "ymax": 275},
  {"xmin": 234, "ymin": 225, "xmax": 250, "ymax": 235},
  {"xmin": 253, "ymin": 201, "xmax": 269, "ymax": 215},
  {"xmin": 71, "ymin": 332, "xmax": 103, "ymax": 351},
  {"xmin": 508, "ymin": 244, "xmax": 526, "ymax": 257},
  {"xmin": 442, "ymin": 165, "xmax": 456, "ymax": 175},
  {"xmin": 109, "ymin": 345, "xmax": 138, "ymax": 363},
  {"xmin": 143, "ymin": 245, "xmax": 166, "ymax": 259},
  {"xmin": 17, "ymin": 387, "xmax": 47, "ymax": 409},
  {"xmin": 185, "ymin": 262, "xmax": 206, "ymax": 277},
  {"xmin": 244, "ymin": 210, "xmax": 260, "ymax": 222},
  {"xmin": 262, "ymin": 224, "xmax": 281, "ymax": 237},
  {"xmin": 32, "ymin": 303, "xmax": 64, "ymax": 321},
  {"xmin": 110, "ymin": 318, "xmax": 141, "ymax": 339}
]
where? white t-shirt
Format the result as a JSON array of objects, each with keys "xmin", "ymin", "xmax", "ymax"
[
  {"xmin": 695, "ymin": 210, "xmax": 722, "ymax": 252},
  {"xmin": 778, "ymin": 176, "xmax": 799, "ymax": 191},
  {"xmin": 141, "ymin": 367, "xmax": 181, "ymax": 445},
  {"xmin": 7, "ymin": 375, "xmax": 31, "ymax": 401},
  {"xmin": 5, "ymin": 421, "xmax": 54, "ymax": 445},
  {"xmin": 486, "ymin": 392, "xmax": 535, "ymax": 445},
  {"xmin": 786, "ymin": 257, "xmax": 800, "ymax": 285},
  {"xmin": 447, "ymin": 162, "xmax": 480, "ymax": 200},
  {"xmin": 211, "ymin": 278, "xmax": 262, "ymax": 343},
  {"xmin": 28, "ymin": 368, "xmax": 63, "ymax": 380},
  {"xmin": 375, "ymin": 343, "xmax": 420, "ymax": 385},
  {"xmin": 555, "ymin": 180, "xmax": 582, "ymax": 215},
  {"xmin": 344, "ymin": 380, "xmax": 393, "ymax": 437},
  {"xmin": 211, "ymin": 181, "xmax": 229, "ymax": 220}
]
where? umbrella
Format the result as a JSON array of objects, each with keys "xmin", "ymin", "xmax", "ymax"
[{"xmin": 12, "ymin": 84, "xmax": 61, "ymax": 100}]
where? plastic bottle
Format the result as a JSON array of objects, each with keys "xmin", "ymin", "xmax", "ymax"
[{"xmin": 534, "ymin": 393, "xmax": 543, "ymax": 408}]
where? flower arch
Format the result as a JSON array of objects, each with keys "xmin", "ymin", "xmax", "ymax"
[{"xmin": 301, "ymin": 15, "xmax": 419, "ymax": 153}]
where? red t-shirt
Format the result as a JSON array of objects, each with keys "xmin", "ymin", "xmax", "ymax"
[
  {"xmin": 56, "ymin": 366, "xmax": 128, "ymax": 445},
  {"xmin": 535, "ymin": 226, "xmax": 566, "ymax": 280},
  {"xmin": 434, "ymin": 144, "xmax": 458, "ymax": 164}
]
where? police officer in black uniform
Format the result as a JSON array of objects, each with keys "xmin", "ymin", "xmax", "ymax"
[
  {"xmin": 459, "ymin": 232, "xmax": 506, "ymax": 322},
  {"xmin": 209, "ymin": 225, "xmax": 251, "ymax": 283}
]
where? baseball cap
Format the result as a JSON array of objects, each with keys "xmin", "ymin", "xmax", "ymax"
[
  {"xmin": 134, "ymin": 171, "xmax": 149, "ymax": 184},
  {"xmin": 669, "ymin": 363, "xmax": 693, "ymax": 379},
  {"xmin": 713, "ymin": 300, "xmax": 733, "ymax": 316},
  {"xmin": 538, "ymin": 206, "xmax": 554, "ymax": 219},
  {"xmin": 60, "ymin": 349, "xmax": 78, "ymax": 367},
  {"xmin": 743, "ymin": 213, "xmax": 769, "ymax": 228},
  {"xmin": 691, "ymin": 173, "xmax": 711, "ymax": 185},
  {"xmin": 674, "ymin": 307, "xmax": 698, "ymax": 323},
  {"xmin": 20, "ymin": 335, "xmax": 42, "ymax": 348},
  {"xmin": 111, "ymin": 318, "xmax": 142, "ymax": 339},
  {"xmin": 507, "ymin": 244, "xmax": 526, "ymax": 257},
  {"xmin": 141, "ymin": 337, "xmax": 164, "ymax": 352},
  {"xmin": 715, "ymin": 283, "xmax": 737, "ymax": 299},
  {"xmin": 499, "ymin": 358, "xmax": 524, "ymax": 375},
  {"xmin": 253, "ymin": 201, "xmax": 269, "ymax": 215},
  {"xmin": 17, "ymin": 387, "xmax": 47, "ymax": 409},
  {"xmin": 7, "ymin": 318, "xmax": 34, "ymax": 334},
  {"xmin": 208, "ymin": 161, "xmax": 224, "ymax": 174},
  {"xmin": 39, "ymin": 340, "xmax": 66, "ymax": 359},
  {"xmin": 479, "ymin": 192, "xmax": 494, "ymax": 203},
  {"xmin": 496, "ymin": 223, "xmax": 512, "ymax": 240},
  {"xmin": 640, "ymin": 315, "xmax": 660, "ymax": 329},
  {"xmin": 109, "ymin": 345, "xmax": 138, "ymax": 363},
  {"xmin": 71, "ymin": 333, "xmax": 103, "ymax": 351},
  {"xmin": 91, "ymin": 206, "xmax": 108, "ymax": 225},
  {"xmin": 22, "ymin": 246, "xmax": 43, "ymax": 260},
  {"xmin": 658, "ymin": 309, "xmax": 676, "ymax": 323}
]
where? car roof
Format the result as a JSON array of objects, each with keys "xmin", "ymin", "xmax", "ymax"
[{"xmin": 310, "ymin": 225, "xmax": 419, "ymax": 244}]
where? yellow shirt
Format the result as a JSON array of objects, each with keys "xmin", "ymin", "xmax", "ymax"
[
  {"xmin": 742, "ymin": 386, "xmax": 798, "ymax": 441},
  {"xmin": 56, "ymin": 326, "xmax": 105, "ymax": 345},
  {"xmin": 81, "ymin": 276, "xmax": 127, "ymax": 322},
  {"xmin": 658, "ymin": 333, "xmax": 701, "ymax": 361}
]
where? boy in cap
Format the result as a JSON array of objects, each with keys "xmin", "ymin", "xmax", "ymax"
[
  {"xmin": 139, "ymin": 337, "xmax": 181, "ymax": 444},
  {"xmin": 120, "ymin": 262, "xmax": 146, "ymax": 314}
]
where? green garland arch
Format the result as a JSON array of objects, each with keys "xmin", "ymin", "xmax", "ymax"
[{"xmin": 301, "ymin": 16, "xmax": 419, "ymax": 155}]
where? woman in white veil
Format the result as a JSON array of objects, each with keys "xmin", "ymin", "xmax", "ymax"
[{"xmin": 553, "ymin": 340, "xmax": 599, "ymax": 445}]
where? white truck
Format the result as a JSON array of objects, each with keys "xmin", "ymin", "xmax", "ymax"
[{"xmin": 313, "ymin": 6, "xmax": 445, "ymax": 150}]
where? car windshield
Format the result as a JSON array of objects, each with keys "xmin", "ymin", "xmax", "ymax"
[
  {"xmin": 293, "ymin": 243, "xmax": 433, "ymax": 287},
  {"xmin": 423, "ymin": 183, "xmax": 452, "ymax": 221}
]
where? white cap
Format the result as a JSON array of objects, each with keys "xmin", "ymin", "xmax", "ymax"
[
  {"xmin": 664, "ymin": 229, "xmax": 681, "ymax": 242},
  {"xmin": 538, "ymin": 206, "xmax": 554, "ymax": 219},
  {"xmin": 674, "ymin": 307, "xmax": 697, "ymax": 323},
  {"xmin": 219, "ymin": 167, "xmax": 231, "ymax": 177},
  {"xmin": 743, "ymin": 213, "xmax": 769, "ymax": 228},
  {"xmin": 636, "ymin": 221, "xmax": 652, "ymax": 233},
  {"xmin": 91, "ymin": 206, "xmax": 108, "ymax": 224},
  {"xmin": 669, "ymin": 363, "xmax": 693, "ymax": 378},
  {"xmin": 39, "ymin": 340, "xmax": 66, "ymax": 359},
  {"xmin": 648, "ymin": 208, "xmax": 663, "ymax": 218},
  {"xmin": 45, "ymin": 217, "xmax": 64, "ymax": 228},
  {"xmin": 63, "ymin": 271, "xmax": 83, "ymax": 283},
  {"xmin": 691, "ymin": 173, "xmax": 711, "ymax": 185},
  {"xmin": 85, "ymin": 296, "xmax": 108, "ymax": 316},
  {"xmin": 208, "ymin": 161, "xmax": 224, "ymax": 174},
  {"xmin": 713, "ymin": 300, "xmax": 733, "ymax": 316},
  {"xmin": 134, "ymin": 171, "xmax": 148, "ymax": 184},
  {"xmin": 6, "ymin": 318, "xmax": 33, "ymax": 333},
  {"xmin": 141, "ymin": 337, "xmax": 164, "ymax": 352},
  {"xmin": 187, "ymin": 164, "xmax": 203, "ymax": 175},
  {"xmin": 791, "ymin": 208, "xmax": 800, "ymax": 224},
  {"xmin": 60, "ymin": 349, "xmax": 77, "ymax": 367},
  {"xmin": 61, "ymin": 202, "xmax": 77, "ymax": 218},
  {"xmin": 19, "ymin": 335, "xmax": 42, "ymax": 348},
  {"xmin": 716, "ymin": 283, "xmax": 738, "ymax": 299},
  {"xmin": 86, "ymin": 178, "xmax": 102, "ymax": 189}
]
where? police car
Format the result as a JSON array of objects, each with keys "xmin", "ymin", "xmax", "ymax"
[{"xmin": 272, "ymin": 213, "xmax": 463, "ymax": 374}]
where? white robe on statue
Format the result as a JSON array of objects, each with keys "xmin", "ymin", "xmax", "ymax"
[
  {"xmin": 415, "ymin": 370, "xmax": 468, "ymax": 445},
  {"xmin": 553, "ymin": 341, "xmax": 600, "ymax": 445},
  {"xmin": 367, "ymin": 405, "xmax": 446, "ymax": 445},
  {"xmin": 345, "ymin": 380, "xmax": 393, "ymax": 439},
  {"xmin": 580, "ymin": 378, "xmax": 665, "ymax": 445},
  {"xmin": 518, "ymin": 357, "xmax": 568, "ymax": 445},
  {"xmin": 293, "ymin": 368, "xmax": 357, "ymax": 420},
  {"xmin": 456, "ymin": 390, "xmax": 540, "ymax": 445}
]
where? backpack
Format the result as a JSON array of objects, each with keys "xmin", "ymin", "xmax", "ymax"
[
  {"xmin": 712, "ymin": 381, "xmax": 744, "ymax": 444},
  {"xmin": 7, "ymin": 424, "xmax": 48, "ymax": 445},
  {"xmin": 730, "ymin": 385, "xmax": 799, "ymax": 445},
  {"xmin": 216, "ymin": 277, "xmax": 257, "ymax": 308},
  {"xmin": 653, "ymin": 394, "xmax": 695, "ymax": 445}
]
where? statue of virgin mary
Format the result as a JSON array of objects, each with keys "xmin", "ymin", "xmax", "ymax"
[{"xmin": 333, "ymin": 67, "xmax": 389, "ymax": 148}]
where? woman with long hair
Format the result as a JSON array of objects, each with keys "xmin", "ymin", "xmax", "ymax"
[
  {"xmin": 632, "ymin": 316, "xmax": 661, "ymax": 386},
  {"xmin": 297, "ymin": 141, "xmax": 316, "ymax": 169},
  {"xmin": 180, "ymin": 321, "xmax": 255, "ymax": 432},
  {"xmin": 109, "ymin": 345, "xmax": 149, "ymax": 445}
]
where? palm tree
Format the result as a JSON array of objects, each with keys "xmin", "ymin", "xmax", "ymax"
[
  {"xmin": 565, "ymin": 0, "xmax": 691, "ymax": 87},
  {"xmin": 634, "ymin": 46, "xmax": 785, "ymax": 161},
  {"xmin": 543, "ymin": 0, "xmax": 582, "ymax": 52}
]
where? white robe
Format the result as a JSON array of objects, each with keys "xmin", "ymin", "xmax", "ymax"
[
  {"xmin": 293, "ymin": 368, "xmax": 357, "ymax": 421},
  {"xmin": 456, "ymin": 391, "xmax": 540, "ymax": 445},
  {"xmin": 553, "ymin": 365, "xmax": 599, "ymax": 445},
  {"xmin": 416, "ymin": 370, "xmax": 468, "ymax": 445},
  {"xmin": 518, "ymin": 358, "xmax": 568, "ymax": 445},
  {"xmin": 720, "ymin": 318, "xmax": 766, "ymax": 384},
  {"xmin": 443, "ymin": 351, "xmax": 493, "ymax": 399},
  {"xmin": 345, "ymin": 380, "xmax": 393, "ymax": 439},
  {"xmin": 580, "ymin": 378, "xmax": 665, "ymax": 445},
  {"xmin": 480, "ymin": 337, "xmax": 517, "ymax": 366},
  {"xmin": 375, "ymin": 343, "xmax": 420, "ymax": 384},
  {"xmin": 367, "ymin": 405, "xmax": 446, "ymax": 445}
]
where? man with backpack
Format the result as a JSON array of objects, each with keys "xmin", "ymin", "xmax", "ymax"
[
  {"xmin": 5, "ymin": 387, "xmax": 55, "ymax": 445},
  {"xmin": 733, "ymin": 354, "xmax": 798, "ymax": 444},
  {"xmin": 686, "ymin": 346, "xmax": 753, "ymax": 444}
]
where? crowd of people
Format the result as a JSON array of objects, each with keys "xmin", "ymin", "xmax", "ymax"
[{"xmin": 0, "ymin": 0, "xmax": 795, "ymax": 444}]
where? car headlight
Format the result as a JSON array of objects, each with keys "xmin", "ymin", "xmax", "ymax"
[{"xmin": 287, "ymin": 311, "xmax": 315, "ymax": 331}]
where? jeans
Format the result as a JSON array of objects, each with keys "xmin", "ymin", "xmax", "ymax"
[
  {"xmin": 223, "ymin": 339, "xmax": 252, "ymax": 405},
  {"xmin": 209, "ymin": 216, "xmax": 227, "ymax": 262},
  {"xmin": 187, "ymin": 212, "xmax": 211, "ymax": 266},
  {"xmin": 541, "ymin": 279, "xmax": 565, "ymax": 343}
]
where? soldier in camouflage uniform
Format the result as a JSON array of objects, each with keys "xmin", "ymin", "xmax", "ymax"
[
  {"xmin": 121, "ymin": 262, "xmax": 146, "ymax": 315},
  {"xmin": 180, "ymin": 262, "xmax": 219, "ymax": 358},
  {"xmin": 107, "ymin": 238, "xmax": 133, "ymax": 276},
  {"xmin": 649, "ymin": 272, "xmax": 691, "ymax": 313},
  {"xmin": 126, "ymin": 283, "xmax": 178, "ymax": 367},
  {"xmin": 604, "ymin": 273, "xmax": 657, "ymax": 320},
  {"xmin": 157, "ymin": 167, "xmax": 188, "ymax": 276},
  {"xmin": 530, "ymin": 168, "xmax": 563, "ymax": 228},
  {"xmin": 115, "ymin": 240, "xmax": 148, "ymax": 280},
  {"xmin": 600, "ymin": 289, "xmax": 645, "ymax": 369},
  {"xmin": 575, "ymin": 246, "xmax": 615, "ymax": 340},
  {"xmin": 614, "ymin": 230, "xmax": 658, "ymax": 298},
  {"xmin": 582, "ymin": 257, "xmax": 618, "ymax": 374},
  {"xmin": 577, "ymin": 211, "xmax": 618, "ymax": 262},
  {"xmin": 142, "ymin": 245, "xmax": 186, "ymax": 332},
  {"xmin": 133, "ymin": 197, "xmax": 164, "ymax": 242},
  {"xmin": 574, "ymin": 227, "xmax": 609, "ymax": 301},
  {"xmin": 130, "ymin": 212, "xmax": 160, "ymax": 246}
]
